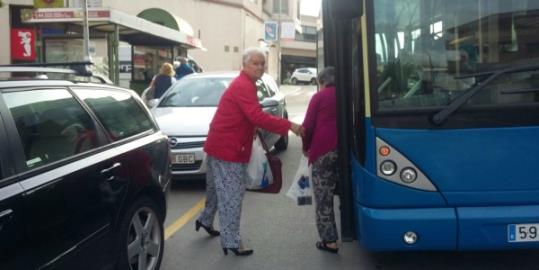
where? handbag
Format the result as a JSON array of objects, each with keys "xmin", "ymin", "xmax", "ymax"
[{"xmin": 249, "ymin": 131, "xmax": 282, "ymax": 194}]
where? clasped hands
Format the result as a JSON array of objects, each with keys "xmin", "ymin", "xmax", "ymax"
[{"xmin": 290, "ymin": 122, "xmax": 305, "ymax": 138}]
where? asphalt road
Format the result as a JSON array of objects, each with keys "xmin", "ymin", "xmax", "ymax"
[{"xmin": 159, "ymin": 84, "xmax": 539, "ymax": 270}]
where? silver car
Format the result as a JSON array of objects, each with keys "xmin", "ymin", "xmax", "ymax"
[{"xmin": 151, "ymin": 72, "xmax": 289, "ymax": 180}]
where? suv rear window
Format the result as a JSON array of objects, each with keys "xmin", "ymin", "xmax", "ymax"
[
  {"xmin": 74, "ymin": 89, "xmax": 154, "ymax": 141},
  {"xmin": 3, "ymin": 89, "xmax": 99, "ymax": 169}
]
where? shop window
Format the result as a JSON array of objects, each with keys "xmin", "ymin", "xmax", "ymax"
[
  {"xmin": 273, "ymin": 0, "xmax": 288, "ymax": 14},
  {"xmin": 234, "ymin": 46, "xmax": 239, "ymax": 53},
  {"xmin": 225, "ymin": 45, "xmax": 230, "ymax": 52}
]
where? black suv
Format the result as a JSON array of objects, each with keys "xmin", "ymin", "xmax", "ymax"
[{"xmin": 0, "ymin": 66, "xmax": 171, "ymax": 270}]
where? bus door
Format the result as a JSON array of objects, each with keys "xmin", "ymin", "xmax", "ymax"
[{"xmin": 322, "ymin": 0, "xmax": 364, "ymax": 241}]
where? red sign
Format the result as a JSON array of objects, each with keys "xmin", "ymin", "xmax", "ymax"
[{"xmin": 11, "ymin": 28, "xmax": 36, "ymax": 61}]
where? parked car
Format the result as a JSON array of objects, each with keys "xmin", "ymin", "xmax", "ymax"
[
  {"xmin": 151, "ymin": 72, "xmax": 288, "ymax": 180},
  {"xmin": 290, "ymin": 67, "xmax": 317, "ymax": 85},
  {"xmin": 0, "ymin": 66, "xmax": 171, "ymax": 270}
]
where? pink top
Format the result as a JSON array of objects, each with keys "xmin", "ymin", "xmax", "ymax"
[{"xmin": 302, "ymin": 85, "xmax": 338, "ymax": 164}]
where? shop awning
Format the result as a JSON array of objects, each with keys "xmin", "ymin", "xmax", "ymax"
[{"xmin": 21, "ymin": 7, "xmax": 205, "ymax": 49}]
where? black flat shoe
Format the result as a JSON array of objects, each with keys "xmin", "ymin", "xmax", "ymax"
[
  {"xmin": 222, "ymin": 247, "xmax": 254, "ymax": 256},
  {"xmin": 195, "ymin": 220, "xmax": 220, "ymax": 236},
  {"xmin": 316, "ymin": 241, "xmax": 339, "ymax": 254}
]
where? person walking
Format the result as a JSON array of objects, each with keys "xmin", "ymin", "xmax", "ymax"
[
  {"xmin": 196, "ymin": 47, "xmax": 304, "ymax": 256},
  {"xmin": 175, "ymin": 57, "xmax": 194, "ymax": 80},
  {"xmin": 148, "ymin": 62, "xmax": 176, "ymax": 99},
  {"xmin": 301, "ymin": 67, "xmax": 340, "ymax": 254}
]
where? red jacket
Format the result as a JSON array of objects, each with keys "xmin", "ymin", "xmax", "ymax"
[{"xmin": 204, "ymin": 71, "xmax": 291, "ymax": 163}]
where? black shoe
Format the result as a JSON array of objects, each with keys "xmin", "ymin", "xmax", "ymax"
[
  {"xmin": 195, "ymin": 220, "xmax": 220, "ymax": 236},
  {"xmin": 316, "ymin": 241, "xmax": 339, "ymax": 254},
  {"xmin": 222, "ymin": 247, "xmax": 254, "ymax": 256}
]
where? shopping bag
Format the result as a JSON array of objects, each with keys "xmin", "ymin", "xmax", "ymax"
[
  {"xmin": 247, "ymin": 132, "xmax": 283, "ymax": 194},
  {"xmin": 246, "ymin": 137, "xmax": 273, "ymax": 189},
  {"xmin": 286, "ymin": 155, "xmax": 313, "ymax": 205}
]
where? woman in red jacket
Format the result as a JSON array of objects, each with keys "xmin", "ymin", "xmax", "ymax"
[{"xmin": 196, "ymin": 47, "xmax": 304, "ymax": 256}]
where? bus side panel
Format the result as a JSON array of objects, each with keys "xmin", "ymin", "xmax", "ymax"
[
  {"xmin": 458, "ymin": 206, "xmax": 539, "ymax": 250},
  {"xmin": 353, "ymin": 119, "xmax": 447, "ymax": 208},
  {"xmin": 357, "ymin": 206, "xmax": 457, "ymax": 251},
  {"xmin": 375, "ymin": 126, "xmax": 539, "ymax": 206}
]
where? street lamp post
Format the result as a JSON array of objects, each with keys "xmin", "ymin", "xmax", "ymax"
[
  {"xmin": 277, "ymin": 0, "xmax": 282, "ymax": 85},
  {"xmin": 82, "ymin": 0, "xmax": 91, "ymax": 62}
]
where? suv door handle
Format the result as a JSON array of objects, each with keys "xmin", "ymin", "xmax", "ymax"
[{"xmin": 101, "ymin": 162, "xmax": 122, "ymax": 174}]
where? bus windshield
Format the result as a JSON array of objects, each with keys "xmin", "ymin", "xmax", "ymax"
[{"xmin": 374, "ymin": 0, "xmax": 539, "ymax": 111}]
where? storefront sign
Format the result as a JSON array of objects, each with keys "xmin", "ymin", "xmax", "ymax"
[
  {"xmin": 11, "ymin": 28, "xmax": 36, "ymax": 61},
  {"xmin": 264, "ymin": 21, "xmax": 278, "ymax": 42},
  {"xmin": 21, "ymin": 8, "xmax": 110, "ymax": 23},
  {"xmin": 34, "ymin": 0, "xmax": 65, "ymax": 8}
]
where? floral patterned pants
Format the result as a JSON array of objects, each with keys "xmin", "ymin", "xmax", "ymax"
[
  {"xmin": 198, "ymin": 155, "xmax": 246, "ymax": 248},
  {"xmin": 312, "ymin": 150, "xmax": 339, "ymax": 242}
]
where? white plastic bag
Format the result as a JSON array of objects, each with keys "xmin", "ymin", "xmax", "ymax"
[
  {"xmin": 246, "ymin": 137, "xmax": 273, "ymax": 189},
  {"xmin": 286, "ymin": 155, "xmax": 313, "ymax": 205}
]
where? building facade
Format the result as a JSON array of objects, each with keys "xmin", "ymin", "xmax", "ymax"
[
  {"xmin": 263, "ymin": 0, "xmax": 317, "ymax": 83},
  {"xmin": 1, "ymin": 0, "xmax": 265, "ymax": 75}
]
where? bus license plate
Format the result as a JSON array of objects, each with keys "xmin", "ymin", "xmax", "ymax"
[
  {"xmin": 508, "ymin": 224, "xmax": 539, "ymax": 242},
  {"xmin": 172, "ymin": 153, "xmax": 195, "ymax": 164}
]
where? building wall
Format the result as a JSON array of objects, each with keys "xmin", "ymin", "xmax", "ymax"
[
  {"xmin": 1, "ymin": 0, "xmax": 266, "ymax": 71},
  {"xmin": 0, "ymin": 0, "xmax": 33, "ymax": 65}
]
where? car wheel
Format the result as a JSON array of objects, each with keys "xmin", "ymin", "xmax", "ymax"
[
  {"xmin": 310, "ymin": 78, "xmax": 317, "ymax": 85},
  {"xmin": 291, "ymin": 78, "xmax": 297, "ymax": 85},
  {"xmin": 117, "ymin": 196, "xmax": 164, "ymax": 270},
  {"xmin": 274, "ymin": 133, "xmax": 288, "ymax": 151}
]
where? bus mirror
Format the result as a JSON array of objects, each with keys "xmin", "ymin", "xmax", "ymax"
[{"xmin": 329, "ymin": 0, "xmax": 362, "ymax": 19}]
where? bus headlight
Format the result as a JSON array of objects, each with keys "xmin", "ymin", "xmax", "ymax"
[
  {"xmin": 380, "ymin": 160, "xmax": 397, "ymax": 176},
  {"xmin": 400, "ymin": 167, "xmax": 417, "ymax": 183}
]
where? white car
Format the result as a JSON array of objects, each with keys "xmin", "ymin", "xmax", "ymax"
[
  {"xmin": 151, "ymin": 72, "xmax": 289, "ymax": 180},
  {"xmin": 290, "ymin": 67, "xmax": 317, "ymax": 84}
]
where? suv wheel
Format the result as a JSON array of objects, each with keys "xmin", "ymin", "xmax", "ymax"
[
  {"xmin": 117, "ymin": 196, "xmax": 164, "ymax": 270},
  {"xmin": 291, "ymin": 77, "xmax": 297, "ymax": 85},
  {"xmin": 310, "ymin": 78, "xmax": 317, "ymax": 85},
  {"xmin": 274, "ymin": 133, "xmax": 288, "ymax": 151}
]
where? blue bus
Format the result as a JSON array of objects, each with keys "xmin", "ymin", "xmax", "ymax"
[{"xmin": 325, "ymin": 0, "xmax": 539, "ymax": 250}]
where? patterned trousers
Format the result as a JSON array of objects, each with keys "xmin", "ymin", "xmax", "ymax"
[
  {"xmin": 197, "ymin": 155, "xmax": 246, "ymax": 248},
  {"xmin": 312, "ymin": 150, "xmax": 339, "ymax": 242}
]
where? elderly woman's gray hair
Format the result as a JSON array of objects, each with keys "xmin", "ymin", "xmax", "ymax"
[
  {"xmin": 317, "ymin": 66, "xmax": 335, "ymax": 86},
  {"xmin": 242, "ymin": 47, "xmax": 266, "ymax": 64}
]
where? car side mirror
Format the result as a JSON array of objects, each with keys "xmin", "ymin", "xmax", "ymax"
[
  {"xmin": 260, "ymin": 98, "xmax": 279, "ymax": 108},
  {"xmin": 147, "ymin": 99, "xmax": 159, "ymax": 108}
]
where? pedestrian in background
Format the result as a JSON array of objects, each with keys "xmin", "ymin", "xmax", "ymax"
[
  {"xmin": 175, "ymin": 57, "xmax": 194, "ymax": 80},
  {"xmin": 301, "ymin": 66, "xmax": 340, "ymax": 254},
  {"xmin": 196, "ymin": 47, "xmax": 304, "ymax": 256},
  {"xmin": 148, "ymin": 62, "xmax": 176, "ymax": 99}
]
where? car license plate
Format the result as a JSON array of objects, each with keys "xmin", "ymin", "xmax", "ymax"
[
  {"xmin": 508, "ymin": 224, "xmax": 539, "ymax": 242},
  {"xmin": 172, "ymin": 153, "xmax": 195, "ymax": 164}
]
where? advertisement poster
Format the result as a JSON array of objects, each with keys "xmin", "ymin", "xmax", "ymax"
[
  {"xmin": 280, "ymin": 21, "xmax": 296, "ymax": 40},
  {"xmin": 264, "ymin": 21, "xmax": 278, "ymax": 42},
  {"xmin": 11, "ymin": 28, "xmax": 36, "ymax": 61}
]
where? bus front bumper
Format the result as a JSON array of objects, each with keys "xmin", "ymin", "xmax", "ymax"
[{"xmin": 357, "ymin": 205, "xmax": 539, "ymax": 251}]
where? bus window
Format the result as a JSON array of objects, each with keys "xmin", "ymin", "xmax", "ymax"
[{"xmin": 373, "ymin": 0, "xmax": 539, "ymax": 111}]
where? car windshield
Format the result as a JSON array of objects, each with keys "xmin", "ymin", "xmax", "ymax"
[
  {"xmin": 159, "ymin": 77, "xmax": 232, "ymax": 107},
  {"xmin": 373, "ymin": 0, "xmax": 539, "ymax": 111}
]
